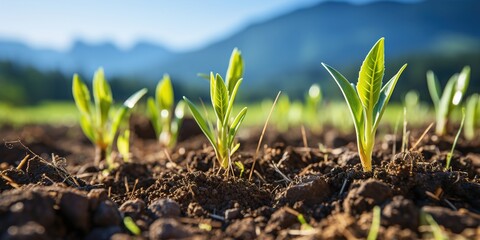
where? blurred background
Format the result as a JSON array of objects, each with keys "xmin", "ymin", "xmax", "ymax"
[{"xmin": 0, "ymin": 0, "xmax": 478, "ymax": 107}]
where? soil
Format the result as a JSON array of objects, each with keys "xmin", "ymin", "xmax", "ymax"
[{"xmin": 0, "ymin": 116, "xmax": 479, "ymax": 239}]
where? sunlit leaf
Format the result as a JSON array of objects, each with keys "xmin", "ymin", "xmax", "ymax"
[
  {"xmin": 183, "ymin": 97, "xmax": 216, "ymax": 149},
  {"xmin": 212, "ymin": 74, "xmax": 228, "ymax": 124},
  {"xmin": 147, "ymin": 97, "xmax": 161, "ymax": 137},
  {"xmin": 93, "ymin": 68, "xmax": 113, "ymax": 126},
  {"xmin": 426, "ymin": 70, "xmax": 441, "ymax": 108},
  {"xmin": 226, "ymin": 48, "xmax": 243, "ymax": 94},
  {"xmin": 373, "ymin": 64, "xmax": 407, "ymax": 131},
  {"xmin": 228, "ymin": 107, "xmax": 247, "ymax": 147},
  {"xmin": 357, "ymin": 38, "xmax": 385, "ymax": 114},
  {"xmin": 452, "ymin": 66, "xmax": 470, "ymax": 105},
  {"xmin": 322, "ymin": 63, "xmax": 363, "ymax": 129},
  {"xmin": 72, "ymin": 74, "xmax": 91, "ymax": 116},
  {"xmin": 156, "ymin": 74, "xmax": 174, "ymax": 111},
  {"xmin": 224, "ymin": 78, "xmax": 243, "ymax": 124}
]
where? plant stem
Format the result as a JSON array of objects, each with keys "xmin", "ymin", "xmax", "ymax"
[{"xmin": 94, "ymin": 146, "xmax": 106, "ymax": 166}]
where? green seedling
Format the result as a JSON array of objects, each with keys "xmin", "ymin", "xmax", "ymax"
[
  {"xmin": 322, "ymin": 37, "xmax": 407, "ymax": 172},
  {"xmin": 72, "ymin": 68, "xmax": 147, "ymax": 167},
  {"xmin": 422, "ymin": 213, "xmax": 448, "ymax": 240},
  {"xmin": 427, "ymin": 66, "xmax": 470, "ymax": 136},
  {"xmin": 117, "ymin": 129, "xmax": 130, "ymax": 162},
  {"xmin": 367, "ymin": 206, "xmax": 381, "ymax": 240},
  {"xmin": 123, "ymin": 216, "xmax": 141, "ymax": 236},
  {"xmin": 445, "ymin": 108, "xmax": 465, "ymax": 170},
  {"xmin": 274, "ymin": 94, "xmax": 291, "ymax": 132},
  {"xmin": 304, "ymin": 84, "xmax": 323, "ymax": 129},
  {"xmin": 234, "ymin": 161, "xmax": 245, "ymax": 178},
  {"xmin": 464, "ymin": 93, "xmax": 480, "ymax": 140},
  {"xmin": 147, "ymin": 74, "xmax": 185, "ymax": 149},
  {"xmin": 183, "ymin": 48, "xmax": 247, "ymax": 171}
]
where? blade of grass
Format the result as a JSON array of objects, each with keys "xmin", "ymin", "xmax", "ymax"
[{"xmin": 248, "ymin": 91, "xmax": 281, "ymax": 181}]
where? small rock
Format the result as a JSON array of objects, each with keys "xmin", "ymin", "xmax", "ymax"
[
  {"xmin": 344, "ymin": 179, "xmax": 392, "ymax": 215},
  {"xmin": 88, "ymin": 189, "xmax": 109, "ymax": 210},
  {"xmin": 225, "ymin": 208, "xmax": 241, "ymax": 220},
  {"xmin": 382, "ymin": 196, "xmax": 419, "ymax": 230},
  {"xmin": 148, "ymin": 198, "xmax": 181, "ymax": 219},
  {"xmin": 285, "ymin": 176, "xmax": 330, "ymax": 205},
  {"xmin": 119, "ymin": 198, "xmax": 146, "ymax": 219},
  {"xmin": 422, "ymin": 206, "xmax": 480, "ymax": 233},
  {"xmin": 265, "ymin": 207, "xmax": 297, "ymax": 233},
  {"xmin": 225, "ymin": 218, "xmax": 256, "ymax": 240},
  {"xmin": 93, "ymin": 201, "xmax": 121, "ymax": 227},
  {"xmin": 187, "ymin": 202, "xmax": 206, "ymax": 216},
  {"xmin": 149, "ymin": 218, "xmax": 192, "ymax": 240},
  {"xmin": 59, "ymin": 191, "xmax": 90, "ymax": 232},
  {"xmin": 84, "ymin": 226, "xmax": 121, "ymax": 240},
  {"xmin": 3, "ymin": 221, "xmax": 48, "ymax": 240}
]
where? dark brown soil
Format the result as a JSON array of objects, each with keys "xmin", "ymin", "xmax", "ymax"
[{"xmin": 0, "ymin": 117, "xmax": 479, "ymax": 239}]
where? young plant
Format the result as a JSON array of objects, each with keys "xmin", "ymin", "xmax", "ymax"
[
  {"xmin": 304, "ymin": 83, "xmax": 322, "ymax": 129},
  {"xmin": 464, "ymin": 93, "xmax": 479, "ymax": 140},
  {"xmin": 322, "ymin": 38, "xmax": 407, "ymax": 172},
  {"xmin": 117, "ymin": 129, "xmax": 130, "ymax": 162},
  {"xmin": 72, "ymin": 68, "xmax": 147, "ymax": 167},
  {"xmin": 183, "ymin": 48, "xmax": 247, "ymax": 170},
  {"xmin": 147, "ymin": 74, "xmax": 185, "ymax": 149},
  {"xmin": 274, "ymin": 94, "xmax": 291, "ymax": 132},
  {"xmin": 445, "ymin": 108, "xmax": 465, "ymax": 170},
  {"xmin": 427, "ymin": 66, "xmax": 470, "ymax": 136}
]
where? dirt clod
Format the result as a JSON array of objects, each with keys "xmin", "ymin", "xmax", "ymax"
[
  {"xmin": 225, "ymin": 218, "xmax": 256, "ymax": 240},
  {"xmin": 148, "ymin": 198, "xmax": 181, "ymax": 219},
  {"xmin": 284, "ymin": 175, "xmax": 330, "ymax": 205},
  {"xmin": 344, "ymin": 179, "xmax": 392, "ymax": 214},
  {"xmin": 148, "ymin": 218, "xmax": 192, "ymax": 240},
  {"xmin": 422, "ymin": 206, "xmax": 480, "ymax": 233},
  {"xmin": 381, "ymin": 196, "xmax": 419, "ymax": 230}
]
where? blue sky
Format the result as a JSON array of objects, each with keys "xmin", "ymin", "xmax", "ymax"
[{"xmin": 0, "ymin": 0, "xmax": 420, "ymax": 52}]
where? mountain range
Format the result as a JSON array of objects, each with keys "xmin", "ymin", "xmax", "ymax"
[{"xmin": 0, "ymin": 0, "xmax": 479, "ymax": 99}]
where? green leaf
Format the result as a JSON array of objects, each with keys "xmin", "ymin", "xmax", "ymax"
[
  {"xmin": 79, "ymin": 115, "xmax": 95, "ymax": 143},
  {"xmin": 123, "ymin": 216, "xmax": 141, "ymax": 236},
  {"xmin": 440, "ymin": 74, "xmax": 458, "ymax": 116},
  {"xmin": 147, "ymin": 97, "xmax": 161, "ymax": 137},
  {"xmin": 228, "ymin": 107, "xmax": 247, "ymax": 147},
  {"xmin": 373, "ymin": 64, "xmax": 407, "ymax": 131},
  {"xmin": 464, "ymin": 94, "xmax": 479, "ymax": 140},
  {"xmin": 174, "ymin": 100, "xmax": 186, "ymax": 120},
  {"xmin": 226, "ymin": 48, "xmax": 243, "ymax": 94},
  {"xmin": 170, "ymin": 100, "xmax": 186, "ymax": 146},
  {"xmin": 93, "ymin": 68, "xmax": 113, "ymax": 126},
  {"xmin": 124, "ymin": 88, "xmax": 148, "ymax": 109},
  {"xmin": 212, "ymin": 74, "xmax": 228, "ymax": 124},
  {"xmin": 322, "ymin": 63, "xmax": 364, "ymax": 129},
  {"xmin": 357, "ymin": 37, "xmax": 385, "ymax": 114},
  {"xmin": 426, "ymin": 70, "xmax": 441, "ymax": 108},
  {"xmin": 224, "ymin": 78, "xmax": 243, "ymax": 124},
  {"xmin": 117, "ymin": 129, "xmax": 130, "ymax": 162},
  {"xmin": 110, "ymin": 88, "xmax": 148, "ymax": 142},
  {"xmin": 452, "ymin": 66, "xmax": 470, "ymax": 105},
  {"xmin": 231, "ymin": 143, "xmax": 241, "ymax": 155},
  {"xmin": 72, "ymin": 74, "xmax": 91, "ymax": 116},
  {"xmin": 183, "ymin": 97, "xmax": 216, "ymax": 148},
  {"xmin": 156, "ymin": 74, "xmax": 174, "ymax": 111}
]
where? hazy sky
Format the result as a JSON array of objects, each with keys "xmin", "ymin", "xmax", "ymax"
[{"xmin": 0, "ymin": 0, "xmax": 420, "ymax": 52}]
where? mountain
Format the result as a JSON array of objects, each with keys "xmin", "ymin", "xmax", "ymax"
[
  {"xmin": 0, "ymin": 39, "xmax": 173, "ymax": 77},
  {"xmin": 149, "ymin": 0, "xmax": 480, "ymax": 92},
  {"xmin": 0, "ymin": 0, "xmax": 479, "ymax": 100}
]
